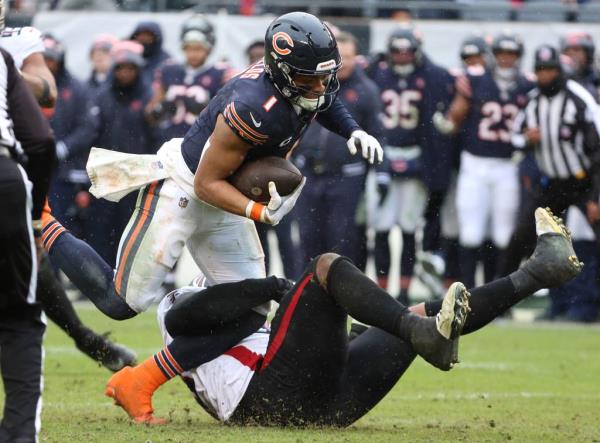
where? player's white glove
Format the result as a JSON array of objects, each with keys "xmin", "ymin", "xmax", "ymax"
[
  {"xmin": 246, "ymin": 178, "xmax": 306, "ymax": 226},
  {"xmin": 347, "ymin": 130, "xmax": 383, "ymax": 164},
  {"xmin": 432, "ymin": 111, "xmax": 455, "ymax": 135}
]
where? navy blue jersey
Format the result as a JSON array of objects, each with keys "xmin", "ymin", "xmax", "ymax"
[
  {"xmin": 181, "ymin": 61, "xmax": 360, "ymax": 174},
  {"xmin": 155, "ymin": 61, "xmax": 230, "ymax": 142},
  {"xmin": 293, "ymin": 67, "xmax": 383, "ymax": 176},
  {"xmin": 368, "ymin": 57, "xmax": 456, "ymax": 190},
  {"xmin": 462, "ymin": 66, "xmax": 534, "ymax": 158},
  {"xmin": 369, "ymin": 61, "xmax": 426, "ymax": 147}
]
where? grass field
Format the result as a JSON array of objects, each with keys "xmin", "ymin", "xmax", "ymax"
[{"xmin": 8, "ymin": 305, "xmax": 600, "ymax": 442}]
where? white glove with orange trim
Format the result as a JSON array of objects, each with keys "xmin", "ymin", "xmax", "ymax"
[{"xmin": 245, "ymin": 177, "xmax": 306, "ymax": 225}]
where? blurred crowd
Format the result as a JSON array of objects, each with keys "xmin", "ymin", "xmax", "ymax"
[
  {"xmin": 8, "ymin": 0, "xmax": 600, "ymax": 23},
  {"xmin": 38, "ymin": 13, "xmax": 600, "ymax": 322}
]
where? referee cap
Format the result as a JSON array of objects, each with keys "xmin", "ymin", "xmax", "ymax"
[{"xmin": 534, "ymin": 45, "xmax": 561, "ymax": 70}]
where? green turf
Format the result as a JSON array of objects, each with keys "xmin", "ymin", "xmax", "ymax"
[{"xmin": 6, "ymin": 306, "xmax": 600, "ymax": 442}]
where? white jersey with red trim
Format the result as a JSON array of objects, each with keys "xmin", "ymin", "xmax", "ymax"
[
  {"xmin": 0, "ymin": 27, "xmax": 44, "ymax": 70},
  {"xmin": 156, "ymin": 285, "xmax": 268, "ymax": 421}
]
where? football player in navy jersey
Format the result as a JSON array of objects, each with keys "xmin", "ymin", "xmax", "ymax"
[
  {"xmin": 42, "ymin": 13, "xmax": 382, "ymax": 396},
  {"xmin": 433, "ymin": 32, "xmax": 535, "ymax": 289},
  {"xmin": 367, "ymin": 27, "xmax": 454, "ymax": 304},
  {"xmin": 146, "ymin": 15, "xmax": 232, "ymax": 145},
  {"xmin": 560, "ymin": 31, "xmax": 600, "ymax": 98}
]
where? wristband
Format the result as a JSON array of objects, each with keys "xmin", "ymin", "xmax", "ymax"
[{"xmin": 245, "ymin": 200, "xmax": 266, "ymax": 223}]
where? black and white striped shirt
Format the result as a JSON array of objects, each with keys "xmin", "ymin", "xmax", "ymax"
[{"xmin": 513, "ymin": 79, "xmax": 600, "ymax": 180}]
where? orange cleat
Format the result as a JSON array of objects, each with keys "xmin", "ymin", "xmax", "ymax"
[{"xmin": 105, "ymin": 365, "xmax": 167, "ymax": 425}]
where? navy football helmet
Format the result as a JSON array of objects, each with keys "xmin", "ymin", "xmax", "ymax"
[
  {"xmin": 491, "ymin": 32, "xmax": 524, "ymax": 57},
  {"xmin": 264, "ymin": 12, "xmax": 341, "ymax": 112},
  {"xmin": 460, "ymin": 35, "xmax": 488, "ymax": 60},
  {"xmin": 181, "ymin": 14, "xmax": 215, "ymax": 50},
  {"xmin": 560, "ymin": 31, "xmax": 595, "ymax": 67},
  {"xmin": 387, "ymin": 26, "xmax": 423, "ymax": 76}
]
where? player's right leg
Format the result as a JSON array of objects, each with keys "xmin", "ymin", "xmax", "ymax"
[
  {"xmin": 37, "ymin": 256, "xmax": 137, "ymax": 371},
  {"xmin": 42, "ymin": 179, "xmax": 196, "ymax": 319}
]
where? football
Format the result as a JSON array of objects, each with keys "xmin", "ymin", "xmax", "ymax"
[{"xmin": 229, "ymin": 156, "xmax": 303, "ymax": 204}]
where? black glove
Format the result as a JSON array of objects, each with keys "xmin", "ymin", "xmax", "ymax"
[
  {"xmin": 149, "ymin": 99, "xmax": 177, "ymax": 122},
  {"xmin": 184, "ymin": 95, "xmax": 208, "ymax": 116},
  {"xmin": 375, "ymin": 171, "xmax": 391, "ymax": 207}
]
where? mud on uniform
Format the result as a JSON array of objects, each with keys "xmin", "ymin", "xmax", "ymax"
[
  {"xmin": 157, "ymin": 259, "xmax": 418, "ymax": 427},
  {"xmin": 103, "ymin": 60, "xmax": 359, "ymax": 313}
]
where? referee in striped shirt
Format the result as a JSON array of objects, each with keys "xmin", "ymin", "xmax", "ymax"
[{"xmin": 500, "ymin": 44, "xmax": 600, "ymax": 275}]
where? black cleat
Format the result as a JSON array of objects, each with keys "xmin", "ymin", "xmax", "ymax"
[
  {"xmin": 511, "ymin": 208, "xmax": 584, "ymax": 293},
  {"xmin": 76, "ymin": 330, "xmax": 137, "ymax": 372},
  {"xmin": 405, "ymin": 282, "xmax": 471, "ymax": 371}
]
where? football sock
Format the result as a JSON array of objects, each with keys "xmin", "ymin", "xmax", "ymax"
[
  {"xmin": 150, "ymin": 348, "xmax": 183, "ymax": 382},
  {"xmin": 37, "ymin": 255, "xmax": 88, "ymax": 342},
  {"xmin": 326, "ymin": 256, "xmax": 423, "ymax": 342},
  {"xmin": 400, "ymin": 232, "xmax": 416, "ymax": 277},
  {"xmin": 459, "ymin": 245, "xmax": 478, "ymax": 289},
  {"xmin": 46, "ymin": 228, "xmax": 136, "ymax": 320},
  {"xmin": 424, "ymin": 277, "xmax": 517, "ymax": 335},
  {"xmin": 443, "ymin": 237, "xmax": 460, "ymax": 280},
  {"xmin": 482, "ymin": 241, "xmax": 498, "ymax": 283},
  {"xmin": 397, "ymin": 287, "xmax": 410, "ymax": 306},
  {"xmin": 374, "ymin": 231, "xmax": 391, "ymax": 287}
]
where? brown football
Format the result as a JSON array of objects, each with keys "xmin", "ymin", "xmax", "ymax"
[{"xmin": 229, "ymin": 156, "xmax": 303, "ymax": 204}]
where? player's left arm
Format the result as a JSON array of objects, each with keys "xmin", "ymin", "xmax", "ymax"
[
  {"xmin": 316, "ymin": 97, "xmax": 383, "ymax": 163},
  {"xmin": 20, "ymin": 52, "xmax": 57, "ymax": 107}
]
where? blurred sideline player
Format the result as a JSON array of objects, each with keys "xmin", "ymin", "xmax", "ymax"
[
  {"xmin": 502, "ymin": 45, "xmax": 600, "ymax": 285},
  {"xmin": 0, "ymin": 7, "xmax": 135, "ymax": 371},
  {"xmin": 146, "ymin": 15, "xmax": 232, "ymax": 146},
  {"xmin": 367, "ymin": 26, "xmax": 454, "ymax": 303},
  {"xmin": 560, "ymin": 31, "xmax": 599, "ymax": 97},
  {"xmin": 434, "ymin": 35, "xmax": 491, "ymax": 291},
  {"xmin": 246, "ymin": 40, "xmax": 265, "ymax": 65},
  {"xmin": 106, "ymin": 208, "xmax": 581, "ymax": 425},
  {"xmin": 87, "ymin": 33, "xmax": 118, "ymax": 94},
  {"xmin": 42, "ymin": 34, "xmax": 94, "ymax": 238},
  {"xmin": 434, "ymin": 32, "xmax": 534, "ymax": 289},
  {"xmin": 293, "ymin": 31, "xmax": 382, "ymax": 268},
  {"xmin": 129, "ymin": 20, "xmax": 171, "ymax": 86},
  {"xmin": 42, "ymin": 13, "xmax": 383, "ymax": 382}
]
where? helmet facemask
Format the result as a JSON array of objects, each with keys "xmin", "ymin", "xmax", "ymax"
[
  {"xmin": 267, "ymin": 54, "xmax": 341, "ymax": 112},
  {"xmin": 264, "ymin": 12, "xmax": 342, "ymax": 113}
]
